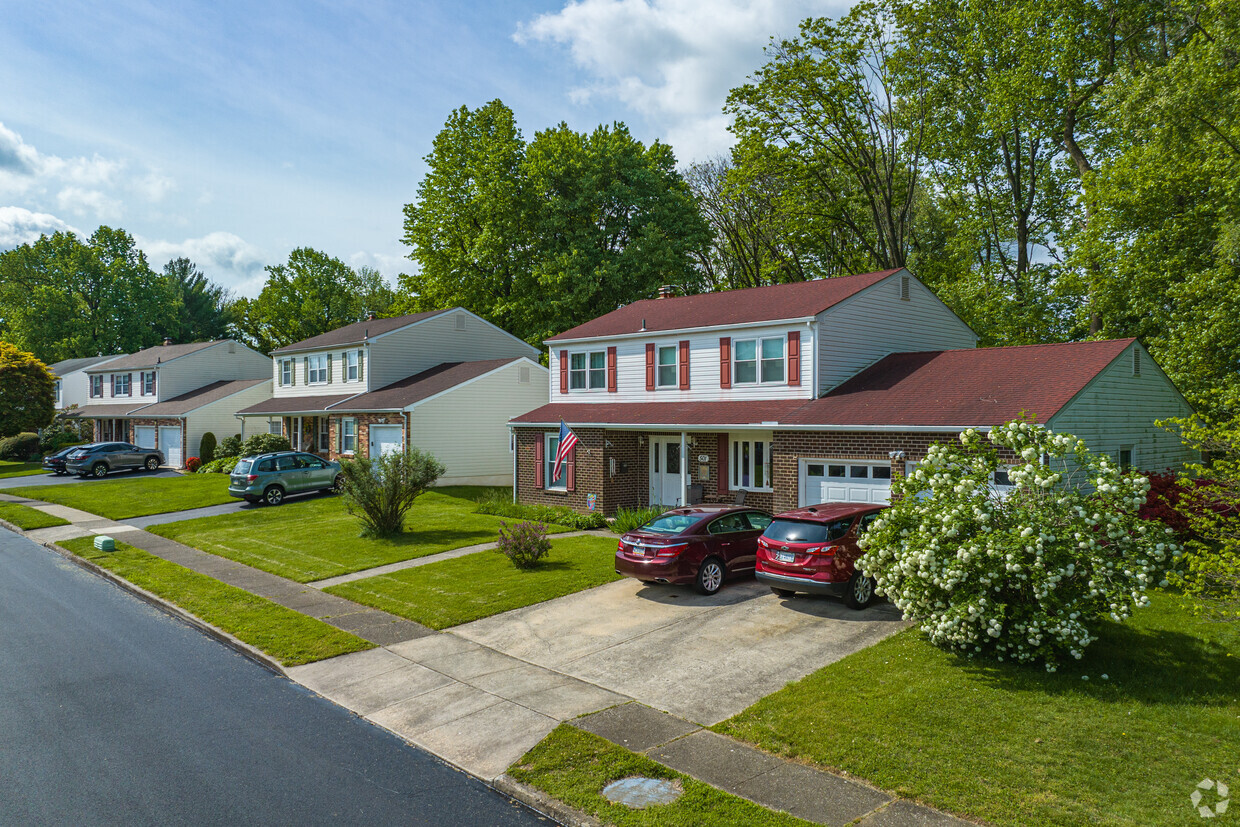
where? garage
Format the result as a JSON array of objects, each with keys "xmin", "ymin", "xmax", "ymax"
[
  {"xmin": 368, "ymin": 424, "xmax": 404, "ymax": 458},
  {"xmin": 159, "ymin": 425, "xmax": 182, "ymax": 467},
  {"xmin": 134, "ymin": 426, "xmax": 156, "ymax": 450},
  {"xmin": 799, "ymin": 459, "xmax": 891, "ymax": 507}
]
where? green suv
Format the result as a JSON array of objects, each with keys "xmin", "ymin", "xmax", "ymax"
[{"xmin": 228, "ymin": 451, "xmax": 343, "ymax": 506}]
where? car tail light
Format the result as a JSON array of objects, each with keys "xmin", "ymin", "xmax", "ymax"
[
  {"xmin": 617, "ymin": 540, "xmax": 625, "ymax": 553},
  {"xmin": 654, "ymin": 543, "xmax": 686, "ymax": 558},
  {"xmin": 246, "ymin": 474, "xmax": 258, "ymax": 483},
  {"xmin": 808, "ymin": 545, "xmax": 836, "ymax": 556},
  {"xmin": 757, "ymin": 538, "xmax": 769, "ymax": 548}
]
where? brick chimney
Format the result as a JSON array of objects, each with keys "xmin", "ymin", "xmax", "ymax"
[
  {"xmin": 162, "ymin": 336, "xmax": 173, "ymax": 346},
  {"xmin": 657, "ymin": 285, "xmax": 675, "ymax": 299}
]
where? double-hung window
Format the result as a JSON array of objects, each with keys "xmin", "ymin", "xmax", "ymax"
[
  {"xmin": 733, "ymin": 336, "xmax": 785, "ymax": 384},
  {"xmin": 141, "ymin": 371, "xmax": 156, "ymax": 396},
  {"xmin": 280, "ymin": 359, "xmax": 293, "ymax": 386},
  {"xmin": 113, "ymin": 373, "xmax": 131, "ymax": 396},
  {"xmin": 308, "ymin": 354, "xmax": 328, "ymax": 384},
  {"xmin": 341, "ymin": 418, "xmax": 357, "ymax": 454},
  {"xmin": 345, "ymin": 350, "xmax": 360, "ymax": 382},
  {"xmin": 731, "ymin": 438, "xmax": 773, "ymax": 491},
  {"xmin": 569, "ymin": 351, "xmax": 606, "ymax": 391},
  {"xmin": 54, "ymin": 380, "xmax": 62, "ymax": 407},
  {"xmin": 90, "ymin": 375, "xmax": 103, "ymax": 398},
  {"xmin": 544, "ymin": 433, "xmax": 567, "ymax": 489},
  {"xmin": 656, "ymin": 345, "xmax": 677, "ymax": 387}
]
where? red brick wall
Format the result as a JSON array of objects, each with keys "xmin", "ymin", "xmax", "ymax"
[
  {"xmin": 129, "ymin": 417, "xmax": 187, "ymax": 467},
  {"xmin": 325, "ymin": 413, "xmax": 405, "ymax": 461}
]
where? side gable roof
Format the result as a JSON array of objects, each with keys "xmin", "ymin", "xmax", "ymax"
[
  {"xmin": 125, "ymin": 378, "xmax": 270, "ymax": 416},
  {"xmin": 87, "ymin": 340, "xmax": 226, "ymax": 372},
  {"xmin": 270, "ymin": 310, "xmax": 451, "ymax": 354},
  {"xmin": 329, "ymin": 358, "xmax": 525, "ymax": 411},
  {"xmin": 48, "ymin": 354, "xmax": 123, "ymax": 376},
  {"xmin": 546, "ymin": 269, "xmax": 903, "ymax": 342}
]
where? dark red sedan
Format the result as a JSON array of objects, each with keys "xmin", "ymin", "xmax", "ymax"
[
  {"xmin": 615, "ymin": 505, "xmax": 773, "ymax": 595},
  {"xmin": 755, "ymin": 503, "xmax": 885, "ymax": 608}
]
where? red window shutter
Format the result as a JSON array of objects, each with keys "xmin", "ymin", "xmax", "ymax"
[
  {"xmin": 719, "ymin": 337, "xmax": 731, "ymax": 389},
  {"xmin": 717, "ymin": 433, "xmax": 729, "ymax": 496},
  {"xmin": 678, "ymin": 340, "xmax": 690, "ymax": 389},
  {"xmin": 645, "ymin": 343, "xmax": 656, "ymax": 391},
  {"xmin": 788, "ymin": 331, "xmax": 801, "ymax": 386},
  {"xmin": 559, "ymin": 350, "xmax": 568, "ymax": 394},
  {"xmin": 566, "ymin": 444, "xmax": 576, "ymax": 491},
  {"xmin": 607, "ymin": 346, "xmax": 617, "ymax": 393},
  {"xmin": 534, "ymin": 435, "xmax": 545, "ymax": 488}
]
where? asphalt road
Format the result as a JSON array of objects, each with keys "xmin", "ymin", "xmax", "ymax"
[{"xmin": 0, "ymin": 530, "xmax": 551, "ymax": 826}]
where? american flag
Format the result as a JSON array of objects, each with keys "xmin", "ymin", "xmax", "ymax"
[{"xmin": 553, "ymin": 419, "xmax": 578, "ymax": 481}]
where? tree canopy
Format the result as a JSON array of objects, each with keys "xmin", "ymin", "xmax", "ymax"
[{"xmin": 0, "ymin": 342, "xmax": 56, "ymax": 437}]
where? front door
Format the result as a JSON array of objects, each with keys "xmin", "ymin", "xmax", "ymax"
[{"xmin": 648, "ymin": 438, "xmax": 683, "ymax": 507}]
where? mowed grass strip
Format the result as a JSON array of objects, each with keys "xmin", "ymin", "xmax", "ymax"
[
  {"xmin": 0, "ymin": 460, "xmax": 46, "ymax": 480},
  {"xmin": 151, "ymin": 486, "xmax": 573, "ymax": 583},
  {"xmin": 59, "ymin": 536, "xmax": 373, "ymax": 666},
  {"xmin": 716, "ymin": 592, "xmax": 1240, "ymax": 827},
  {"xmin": 509, "ymin": 724, "xmax": 814, "ymax": 827},
  {"xmin": 325, "ymin": 535, "xmax": 622, "ymax": 629},
  {"xmin": 9, "ymin": 473, "xmax": 233, "ymax": 519},
  {"xmin": 0, "ymin": 502, "xmax": 70, "ymax": 529}
]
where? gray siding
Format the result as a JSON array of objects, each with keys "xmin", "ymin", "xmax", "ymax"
[
  {"xmin": 183, "ymin": 380, "xmax": 274, "ymax": 462},
  {"xmin": 816, "ymin": 273, "xmax": 978, "ymax": 393},
  {"xmin": 158, "ymin": 342, "xmax": 271, "ymax": 399},
  {"xmin": 367, "ymin": 309, "xmax": 539, "ymax": 389},
  {"xmin": 1048, "ymin": 342, "xmax": 1196, "ymax": 473}
]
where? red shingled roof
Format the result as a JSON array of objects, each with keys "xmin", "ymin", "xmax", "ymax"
[{"xmin": 546, "ymin": 269, "xmax": 903, "ymax": 342}]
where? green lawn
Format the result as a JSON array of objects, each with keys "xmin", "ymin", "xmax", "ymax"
[
  {"xmin": 9, "ymin": 473, "xmax": 233, "ymax": 519},
  {"xmin": 59, "ymin": 536, "xmax": 373, "ymax": 666},
  {"xmin": 151, "ymin": 486, "xmax": 574, "ymax": 583},
  {"xmin": 509, "ymin": 724, "xmax": 813, "ymax": 827},
  {"xmin": 716, "ymin": 592, "xmax": 1240, "ymax": 827},
  {"xmin": 325, "ymin": 535, "xmax": 622, "ymax": 629},
  {"xmin": 0, "ymin": 460, "xmax": 46, "ymax": 479},
  {"xmin": 0, "ymin": 502, "xmax": 70, "ymax": 529}
]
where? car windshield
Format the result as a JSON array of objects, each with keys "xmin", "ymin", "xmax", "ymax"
[
  {"xmin": 764, "ymin": 518, "xmax": 852, "ymax": 544},
  {"xmin": 640, "ymin": 513, "xmax": 701, "ymax": 535},
  {"xmin": 233, "ymin": 460, "xmax": 252, "ymax": 475}
]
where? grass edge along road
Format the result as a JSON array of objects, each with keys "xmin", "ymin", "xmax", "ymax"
[
  {"xmin": 0, "ymin": 502, "xmax": 69, "ymax": 529},
  {"xmin": 9, "ymin": 473, "xmax": 234, "ymax": 520}
]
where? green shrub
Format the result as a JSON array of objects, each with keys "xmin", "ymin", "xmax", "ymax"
[
  {"xmin": 0, "ymin": 432, "xmax": 40, "ymax": 461},
  {"xmin": 611, "ymin": 504, "xmax": 668, "ymax": 534},
  {"xmin": 339, "ymin": 448, "xmax": 446, "ymax": 537},
  {"xmin": 474, "ymin": 497, "xmax": 607, "ymax": 530},
  {"xmin": 199, "ymin": 432, "xmax": 217, "ymax": 464},
  {"xmin": 196, "ymin": 456, "xmax": 239, "ymax": 474},
  {"xmin": 217, "ymin": 434, "xmax": 242, "ymax": 458},
  {"xmin": 497, "ymin": 520, "xmax": 551, "ymax": 569},
  {"xmin": 240, "ymin": 433, "xmax": 291, "ymax": 457},
  {"xmin": 39, "ymin": 417, "xmax": 91, "ymax": 453}
]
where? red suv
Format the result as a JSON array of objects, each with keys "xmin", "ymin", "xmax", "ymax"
[
  {"xmin": 755, "ymin": 503, "xmax": 884, "ymax": 609},
  {"xmin": 615, "ymin": 505, "xmax": 773, "ymax": 595}
]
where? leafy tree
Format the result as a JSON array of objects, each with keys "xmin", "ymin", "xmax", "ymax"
[
  {"xmin": 231, "ymin": 248, "xmax": 394, "ymax": 352},
  {"xmin": 0, "ymin": 227, "xmax": 175, "ymax": 363},
  {"xmin": 860, "ymin": 420, "xmax": 1178, "ymax": 668},
  {"xmin": 163, "ymin": 258, "xmax": 233, "ymax": 343},
  {"xmin": 0, "ymin": 342, "xmax": 56, "ymax": 437},
  {"xmin": 339, "ymin": 448, "xmax": 445, "ymax": 537}
]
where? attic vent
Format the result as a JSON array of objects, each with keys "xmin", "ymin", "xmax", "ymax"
[
  {"xmin": 1132, "ymin": 348, "xmax": 1141, "ymax": 377},
  {"xmin": 228, "ymin": 341, "xmax": 236, "ymax": 353},
  {"xmin": 455, "ymin": 314, "xmax": 467, "ymax": 331},
  {"xmin": 518, "ymin": 365, "xmax": 531, "ymax": 384},
  {"xmin": 900, "ymin": 276, "xmax": 911, "ymax": 301}
]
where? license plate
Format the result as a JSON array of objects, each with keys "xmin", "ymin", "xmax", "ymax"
[
  {"xmin": 776, "ymin": 551, "xmax": 795, "ymax": 563},
  {"xmin": 631, "ymin": 547, "xmax": 645, "ymax": 557}
]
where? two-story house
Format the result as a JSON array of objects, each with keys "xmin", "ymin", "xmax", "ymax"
[
  {"xmin": 236, "ymin": 308, "xmax": 548, "ymax": 486},
  {"xmin": 509, "ymin": 269, "xmax": 1196, "ymax": 515},
  {"xmin": 72, "ymin": 339, "xmax": 272, "ymax": 466},
  {"xmin": 48, "ymin": 354, "xmax": 125, "ymax": 412}
]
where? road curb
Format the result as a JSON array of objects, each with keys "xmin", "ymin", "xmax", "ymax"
[
  {"xmin": 36, "ymin": 533, "xmax": 288, "ymax": 677},
  {"xmin": 491, "ymin": 774, "xmax": 601, "ymax": 827}
]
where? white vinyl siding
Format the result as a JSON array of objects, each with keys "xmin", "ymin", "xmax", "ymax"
[{"xmin": 816, "ymin": 271, "xmax": 977, "ymax": 393}]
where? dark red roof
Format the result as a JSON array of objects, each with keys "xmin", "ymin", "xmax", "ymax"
[
  {"xmin": 786, "ymin": 339, "xmax": 1137, "ymax": 427},
  {"xmin": 510, "ymin": 400, "xmax": 810, "ymax": 428},
  {"xmin": 546, "ymin": 269, "xmax": 902, "ymax": 341}
]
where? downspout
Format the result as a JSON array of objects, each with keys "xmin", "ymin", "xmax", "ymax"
[{"xmin": 510, "ymin": 426, "xmax": 517, "ymax": 504}]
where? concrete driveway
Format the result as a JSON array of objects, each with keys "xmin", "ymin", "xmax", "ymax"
[{"xmin": 452, "ymin": 578, "xmax": 908, "ymax": 726}]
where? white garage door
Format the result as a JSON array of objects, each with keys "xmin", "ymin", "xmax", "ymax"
[
  {"xmin": 368, "ymin": 424, "xmax": 404, "ymax": 458},
  {"xmin": 159, "ymin": 426, "xmax": 182, "ymax": 467},
  {"xmin": 799, "ymin": 460, "xmax": 891, "ymax": 507},
  {"xmin": 134, "ymin": 426, "xmax": 156, "ymax": 450}
]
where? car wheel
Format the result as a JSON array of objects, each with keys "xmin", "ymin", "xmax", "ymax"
[
  {"xmin": 263, "ymin": 485, "xmax": 285, "ymax": 506},
  {"xmin": 844, "ymin": 572, "xmax": 876, "ymax": 609},
  {"xmin": 145, "ymin": 457, "xmax": 159, "ymax": 471},
  {"xmin": 91, "ymin": 463, "xmax": 108, "ymax": 479},
  {"xmin": 771, "ymin": 587, "xmax": 797, "ymax": 598},
  {"xmin": 331, "ymin": 473, "xmax": 344, "ymax": 493},
  {"xmin": 695, "ymin": 557, "xmax": 725, "ymax": 596}
]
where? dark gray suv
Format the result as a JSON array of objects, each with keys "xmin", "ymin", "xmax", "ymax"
[{"xmin": 65, "ymin": 442, "xmax": 165, "ymax": 478}]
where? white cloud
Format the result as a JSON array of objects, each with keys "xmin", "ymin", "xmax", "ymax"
[
  {"xmin": 139, "ymin": 231, "xmax": 269, "ymax": 296},
  {"xmin": 0, "ymin": 206, "xmax": 80, "ymax": 249},
  {"xmin": 56, "ymin": 186, "xmax": 123, "ymax": 221},
  {"xmin": 515, "ymin": 0, "xmax": 842, "ymax": 160},
  {"xmin": 347, "ymin": 250, "xmax": 408, "ymax": 281},
  {"xmin": 0, "ymin": 123, "xmax": 41, "ymax": 175}
]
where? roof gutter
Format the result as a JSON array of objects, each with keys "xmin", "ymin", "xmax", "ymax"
[
  {"xmin": 545, "ymin": 316, "xmax": 818, "ymax": 346},
  {"xmin": 508, "ymin": 421, "xmax": 993, "ymax": 433}
]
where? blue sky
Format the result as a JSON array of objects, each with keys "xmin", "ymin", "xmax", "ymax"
[{"xmin": 0, "ymin": 0, "xmax": 838, "ymax": 295}]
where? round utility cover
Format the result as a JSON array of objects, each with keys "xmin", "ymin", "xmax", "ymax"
[{"xmin": 601, "ymin": 776, "xmax": 683, "ymax": 808}]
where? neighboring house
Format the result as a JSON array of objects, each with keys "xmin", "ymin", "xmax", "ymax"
[
  {"xmin": 70, "ymin": 339, "xmax": 272, "ymax": 466},
  {"xmin": 509, "ymin": 268, "xmax": 1196, "ymax": 515},
  {"xmin": 236, "ymin": 308, "xmax": 548, "ymax": 485},
  {"xmin": 47, "ymin": 354, "xmax": 125, "ymax": 411}
]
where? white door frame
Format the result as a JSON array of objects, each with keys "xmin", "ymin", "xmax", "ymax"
[{"xmin": 648, "ymin": 435, "xmax": 688, "ymax": 506}]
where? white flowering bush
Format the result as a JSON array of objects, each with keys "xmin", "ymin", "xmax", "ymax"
[{"xmin": 859, "ymin": 420, "xmax": 1180, "ymax": 669}]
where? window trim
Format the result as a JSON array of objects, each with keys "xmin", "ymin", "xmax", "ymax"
[
  {"xmin": 112, "ymin": 373, "xmax": 131, "ymax": 397},
  {"xmin": 1117, "ymin": 445, "xmax": 1136, "ymax": 471},
  {"xmin": 141, "ymin": 371, "xmax": 156, "ymax": 396},
  {"xmin": 655, "ymin": 344, "xmax": 678, "ymax": 388},
  {"xmin": 568, "ymin": 349, "xmax": 608, "ymax": 392},
  {"xmin": 340, "ymin": 417, "xmax": 357, "ymax": 454},
  {"xmin": 307, "ymin": 354, "xmax": 328, "ymax": 385},
  {"xmin": 280, "ymin": 359, "xmax": 294, "ymax": 386},
  {"xmin": 54, "ymin": 379, "xmax": 62, "ymax": 407},
  {"xmin": 730, "ymin": 436, "xmax": 774, "ymax": 492},
  {"xmin": 544, "ymin": 433, "xmax": 567, "ymax": 490},
  {"xmin": 344, "ymin": 350, "xmax": 360, "ymax": 382},
  {"xmin": 90, "ymin": 375, "xmax": 103, "ymax": 398},
  {"xmin": 733, "ymin": 336, "xmax": 785, "ymax": 386}
]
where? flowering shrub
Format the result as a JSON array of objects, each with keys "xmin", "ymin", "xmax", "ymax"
[
  {"xmin": 859, "ymin": 420, "xmax": 1180, "ymax": 669},
  {"xmin": 184, "ymin": 456, "xmax": 202, "ymax": 473},
  {"xmin": 497, "ymin": 520, "xmax": 551, "ymax": 569}
]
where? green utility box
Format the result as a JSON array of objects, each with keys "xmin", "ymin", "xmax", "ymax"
[{"xmin": 93, "ymin": 535, "xmax": 116, "ymax": 552}]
